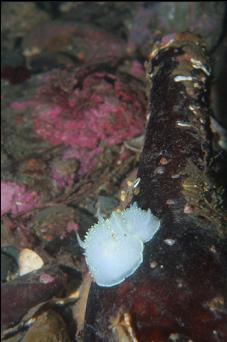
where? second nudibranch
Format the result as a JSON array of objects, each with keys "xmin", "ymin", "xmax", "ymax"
[{"xmin": 77, "ymin": 202, "xmax": 160, "ymax": 287}]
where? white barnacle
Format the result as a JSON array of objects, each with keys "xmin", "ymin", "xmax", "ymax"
[
  {"xmin": 176, "ymin": 120, "xmax": 192, "ymax": 128},
  {"xmin": 174, "ymin": 75, "xmax": 193, "ymax": 82},
  {"xmin": 77, "ymin": 203, "xmax": 160, "ymax": 287},
  {"xmin": 190, "ymin": 58, "xmax": 211, "ymax": 76}
]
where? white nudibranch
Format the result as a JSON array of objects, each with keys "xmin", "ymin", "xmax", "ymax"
[{"xmin": 77, "ymin": 202, "xmax": 160, "ymax": 287}]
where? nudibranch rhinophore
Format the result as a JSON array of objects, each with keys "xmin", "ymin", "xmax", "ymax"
[{"xmin": 77, "ymin": 203, "xmax": 160, "ymax": 287}]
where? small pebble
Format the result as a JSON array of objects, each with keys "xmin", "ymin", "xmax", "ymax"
[{"xmin": 19, "ymin": 248, "xmax": 44, "ymax": 276}]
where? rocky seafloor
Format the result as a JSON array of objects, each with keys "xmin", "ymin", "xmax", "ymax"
[{"xmin": 1, "ymin": 2, "xmax": 227, "ymax": 342}]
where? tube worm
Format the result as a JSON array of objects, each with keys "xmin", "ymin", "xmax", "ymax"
[{"xmin": 83, "ymin": 33, "xmax": 227, "ymax": 342}]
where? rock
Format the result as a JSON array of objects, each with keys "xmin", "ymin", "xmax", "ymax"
[{"xmin": 18, "ymin": 248, "xmax": 44, "ymax": 276}]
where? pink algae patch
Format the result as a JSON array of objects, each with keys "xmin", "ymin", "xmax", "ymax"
[
  {"xmin": 51, "ymin": 163, "xmax": 75, "ymax": 189},
  {"xmin": 11, "ymin": 69, "xmax": 146, "ymax": 177},
  {"xmin": 66, "ymin": 221, "xmax": 79, "ymax": 233},
  {"xmin": 10, "ymin": 100, "xmax": 34, "ymax": 111},
  {"xmin": 39, "ymin": 273, "xmax": 55, "ymax": 284},
  {"xmin": 62, "ymin": 147, "xmax": 102, "ymax": 177},
  {"xmin": 32, "ymin": 71, "xmax": 146, "ymax": 149},
  {"xmin": 161, "ymin": 33, "xmax": 177, "ymax": 45},
  {"xmin": 1, "ymin": 181, "xmax": 40, "ymax": 217},
  {"xmin": 130, "ymin": 61, "xmax": 145, "ymax": 79}
]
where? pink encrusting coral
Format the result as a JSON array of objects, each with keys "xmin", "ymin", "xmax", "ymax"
[{"xmin": 1, "ymin": 181, "xmax": 40, "ymax": 217}]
